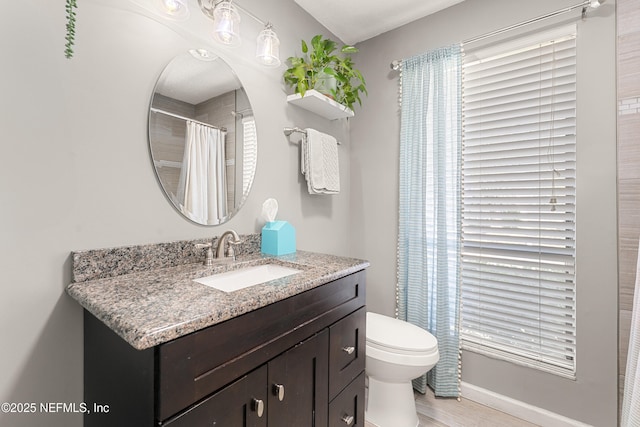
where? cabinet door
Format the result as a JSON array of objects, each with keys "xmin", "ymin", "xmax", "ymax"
[
  {"xmin": 268, "ymin": 330, "xmax": 329, "ymax": 427},
  {"xmin": 163, "ymin": 365, "xmax": 268, "ymax": 427},
  {"xmin": 329, "ymin": 308, "xmax": 366, "ymax": 399}
]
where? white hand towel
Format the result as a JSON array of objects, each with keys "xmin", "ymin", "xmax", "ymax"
[{"xmin": 304, "ymin": 128, "xmax": 340, "ymax": 194}]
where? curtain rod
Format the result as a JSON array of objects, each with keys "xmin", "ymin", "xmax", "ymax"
[
  {"xmin": 232, "ymin": 108, "xmax": 253, "ymax": 118},
  {"xmin": 389, "ymin": 0, "xmax": 599, "ymax": 70},
  {"xmin": 150, "ymin": 108, "xmax": 227, "ymax": 132}
]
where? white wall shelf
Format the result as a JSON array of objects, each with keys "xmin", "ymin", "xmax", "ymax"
[{"xmin": 286, "ymin": 90, "xmax": 354, "ymax": 120}]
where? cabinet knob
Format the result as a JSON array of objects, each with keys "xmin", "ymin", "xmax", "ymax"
[
  {"xmin": 251, "ymin": 398, "xmax": 264, "ymax": 417},
  {"xmin": 341, "ymin": 414, "xmax": 355, "ymax": 425},
  {"xmin": 272, "ymin": 383, "xmax": 285, "ymax": 401},
  {"xmin": 342, "ymin": 346, "xmax": 355, "ymax": 355}
]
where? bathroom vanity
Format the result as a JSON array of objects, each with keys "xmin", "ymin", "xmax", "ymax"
[{"xmin": 67, "ymin": 236, "xmax": 368, "ymax": 427}]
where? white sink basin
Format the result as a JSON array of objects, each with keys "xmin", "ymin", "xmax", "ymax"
[{"xmin": 194, "ymin": 264, "xmax": 302, "ymax": 293}]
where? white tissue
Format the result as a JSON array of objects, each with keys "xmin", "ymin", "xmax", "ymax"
[{"xmin": 261, "ymin": 198, "xmax": 278, "ymax": 223}]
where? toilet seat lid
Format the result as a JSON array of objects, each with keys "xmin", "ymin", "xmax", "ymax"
[{"xmin": 366, "ymin": 312, "xmax": 438, "ymax": 353}]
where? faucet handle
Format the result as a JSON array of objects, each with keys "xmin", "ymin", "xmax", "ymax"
[
  {"xmin": 226, "ymin": 239, "xmax": 242, "ymax": 260},
  {"xmin": 195, "ymin": 242, "xmax": 214, "ymax": 266}
]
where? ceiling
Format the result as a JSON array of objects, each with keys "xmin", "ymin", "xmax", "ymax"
[
  {"xmin": 156, "ymin": 53, "xmax": 241, "ymax": 105},
  {"xmin": 293, "ymin": 0, "xmax": 466, "ymax": 45}
]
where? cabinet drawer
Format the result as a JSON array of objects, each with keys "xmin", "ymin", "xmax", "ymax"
[
  {"xmin": 163, "ymin": 365, "xmax": 268, "ymax": 427},
  {"xmin": 329, "ymin": 372, "xmax": 365, "ymax": 427},
  {"xmin": 329, "ymin": 307, "xmax": 366, "ymax": 399}
]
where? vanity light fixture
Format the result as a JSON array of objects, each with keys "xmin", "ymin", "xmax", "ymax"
[
  {"xmin": 156, "ymin": 0, "xmax": 190, "ymax": 20},
  {"xmin": 211, "ymin": 0, "xmax": 241, "ymax": 46},
  {"xmin": 256, "ymin": 23, "xmax": 281, "ymax": 67},
  {"xmin": 198, "ymin": 0, "xmax": 281, "ymax": 66}
]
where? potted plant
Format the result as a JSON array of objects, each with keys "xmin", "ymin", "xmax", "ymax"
[{"xmin": 283, "ymin": 35, "xmax": 367, "ymax": 112}]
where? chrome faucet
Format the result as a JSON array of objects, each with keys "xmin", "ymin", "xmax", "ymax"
[{"xmin": 216, "ymin": 230, "xmax": 242, "ymax": 260}]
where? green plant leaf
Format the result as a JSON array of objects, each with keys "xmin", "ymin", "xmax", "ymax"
[
  {"xmin": 301, "ymin": 39, "xmax": 308, "ymax": 53},
  {"xmin": 323, "ymin": 39, "xmax": 337, "ymax": 55},
  {"xmin": 335, "ymin": 72, "xmax": 349, "ymax": 83},
  {"xmin": 298, "ymin": 80, "xmax": 308, "ymax": 97},
  {"xmin": 292, "ymin": 65, "xmax": 307, "ymax": 82},
  {"xmin": 341, "ymin": 45, "xmax": 358, "ymax": 54},
  {"xmin": 311, "ymin": 35, "xmax": 323, "ymax": 49}
]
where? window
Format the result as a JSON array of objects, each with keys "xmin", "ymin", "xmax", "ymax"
[
  {"xmin": 461, "ymin": 26, "xmax": 577, "ymax": 378},
  {"xmin": 241, "ymin": 116, "xmax": 257, "ymax": 195}
]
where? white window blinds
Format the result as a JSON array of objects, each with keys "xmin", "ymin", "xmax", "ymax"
[
  {"xmin": 461, "ymin": 25, "xmax": 577, "ymax": 378},
  {"xmin": 242, "ymin": 117, "xmax": 257, "ymax": 195}
]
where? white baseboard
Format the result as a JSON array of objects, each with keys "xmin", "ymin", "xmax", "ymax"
[{"xmin": 461, "ymin": 382, "xmax": 593, "ymax": 427}]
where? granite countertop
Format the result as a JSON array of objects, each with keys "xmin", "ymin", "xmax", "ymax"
[{"xmin": 67, "ymin": 248, "xmax": 369, "ymax": 350}]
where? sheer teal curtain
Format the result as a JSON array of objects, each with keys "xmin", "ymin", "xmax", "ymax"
[{"xmin": 396, "ymin": 45, "xmax": 462, "ymax": 397}]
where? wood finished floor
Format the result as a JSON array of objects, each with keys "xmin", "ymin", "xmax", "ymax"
[{"xmin": 365, "ymin": 389, "xmax": 540, "ymax": 427}]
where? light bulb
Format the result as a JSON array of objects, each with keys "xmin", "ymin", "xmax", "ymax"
[
  {"xmin": 164, "ymin": 0, "xmax": 180, "ymax": 13},
  {"xmin": 156, "ymin": 0, "xmax": 189, "ymax": 20}
]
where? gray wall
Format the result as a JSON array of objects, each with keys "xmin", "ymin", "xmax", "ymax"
[
  {"xmin": 1, "ymin": 1, "xmax": 619, "ymax": 426},
  {"xmin": 350, "ymin": 0, "xmax": 618, "ymax": 425},
  {"xmin": 0, "ymin": 1, "xmax": 352, "ymax": 426}
]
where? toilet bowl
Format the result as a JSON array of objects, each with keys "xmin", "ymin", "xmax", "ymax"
[{"xmin": 365, "ymin": 312, "xmax": 439, "ymax": 427}]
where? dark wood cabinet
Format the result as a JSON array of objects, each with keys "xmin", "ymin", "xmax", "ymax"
[
  {"xmin": 267, "ymin": 331, "xmax": 329, "ymax": 427},
  {"xmin": 83, "ymin": 270, "xmax": 366, "ymax": 427}
]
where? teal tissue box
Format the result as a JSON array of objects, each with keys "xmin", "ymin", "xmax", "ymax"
[{"xmin": 261, "ymin": 221, "xmax": 296, "ymax": 255}]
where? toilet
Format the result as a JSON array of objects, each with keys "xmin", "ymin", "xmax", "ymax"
[{"xmin": 365, "ymin": 312, "xmax": 439, "ymax": 427}]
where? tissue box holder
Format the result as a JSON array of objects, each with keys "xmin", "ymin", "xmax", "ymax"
[{"xmin": 261, "ymin": 221, "xmax": 296, "ymax": 255}]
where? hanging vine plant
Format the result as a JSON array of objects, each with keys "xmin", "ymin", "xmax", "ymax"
[{"xmin": 65, "ymin": 0, "xmax": 78, "ymax": 59}]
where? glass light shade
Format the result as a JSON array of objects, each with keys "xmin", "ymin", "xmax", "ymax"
[
  {"xmin": 256, "ymin": 25, "xmax": 281, "ymax": 67},
  {"xmin": 156, "ymin": 0, "xmax": 189, "ymax": 20},
  {"xmin": 213, "ymin": 1, "xmax": 241, "ymax": 46}
]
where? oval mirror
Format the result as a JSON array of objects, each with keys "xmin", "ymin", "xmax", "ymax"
[{"xmin": 148, "ymin": 51, "xmax": 257, "ymax": 225}]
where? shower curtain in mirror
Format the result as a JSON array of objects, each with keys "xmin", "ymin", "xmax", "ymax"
[
  {"xmin": 177, "ymin": 121, "xmax": 227, "ymax": 225},
  {"xmin": 396, "ymin": 45, "xmax": 462, "ymax": 397}
]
